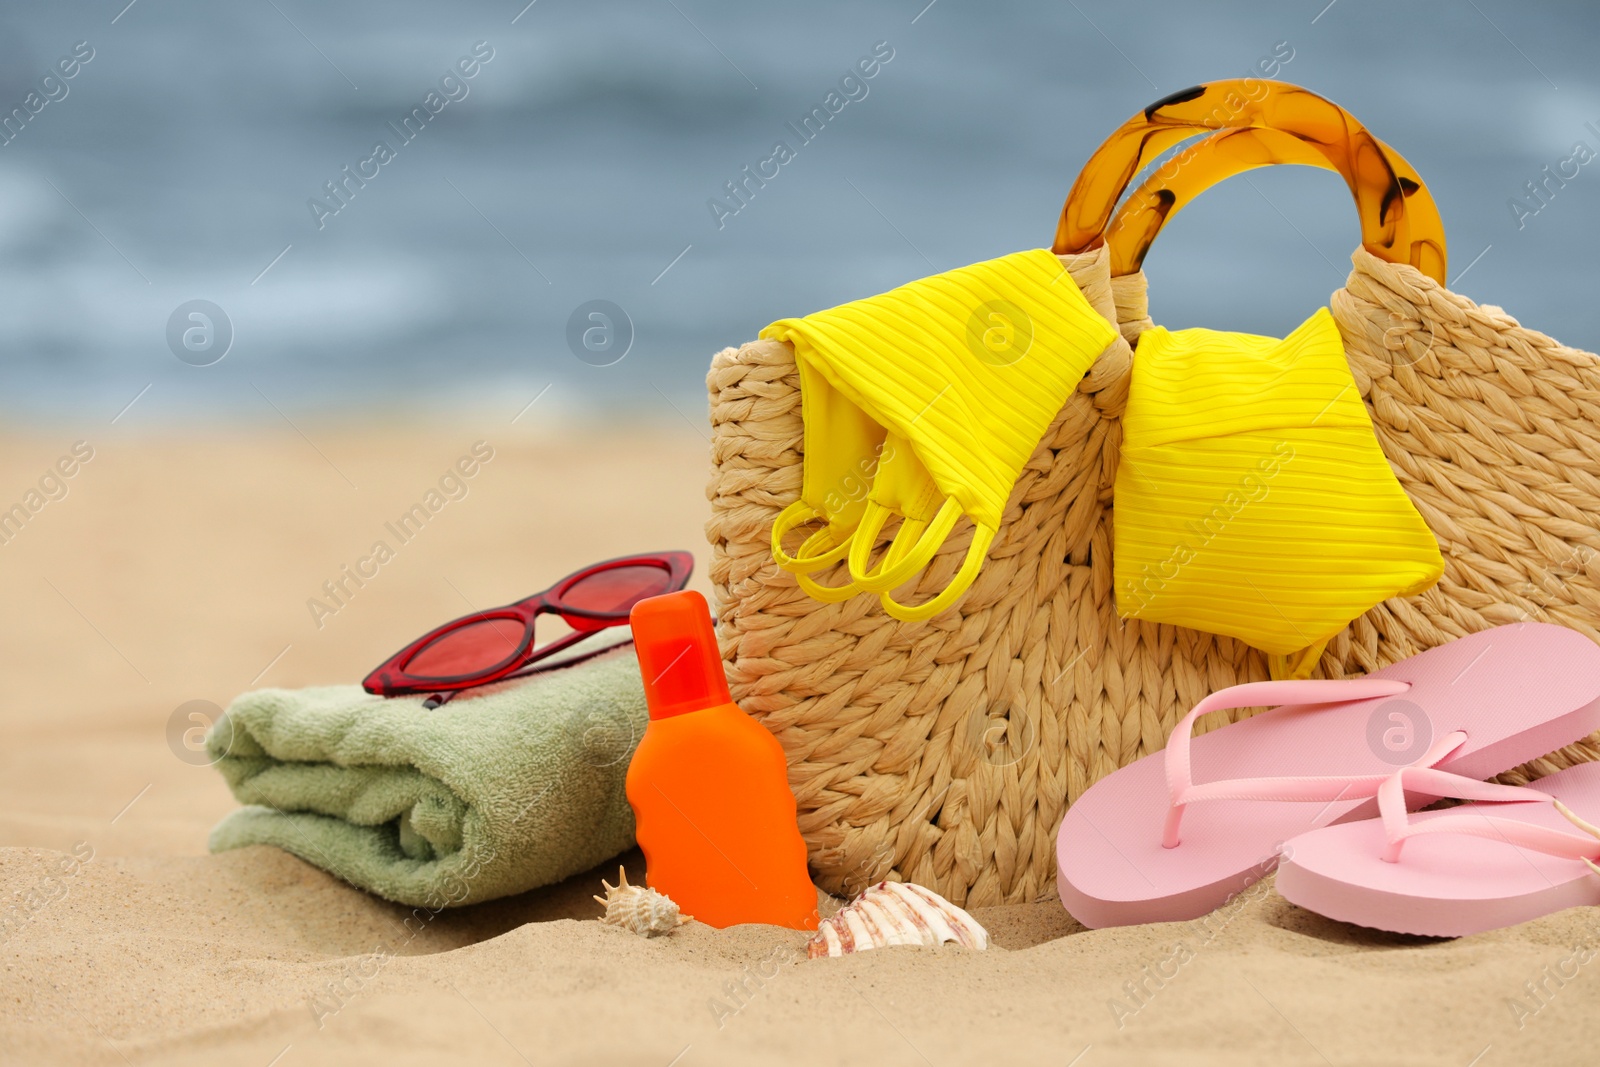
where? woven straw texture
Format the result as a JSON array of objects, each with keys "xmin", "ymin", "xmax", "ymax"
[{"xmin": 704, "ymin": 244, "xmax": 1600, "ymax": 907}]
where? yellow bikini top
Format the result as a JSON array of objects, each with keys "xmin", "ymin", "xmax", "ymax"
[
  {"xmin": 763, "ymin": 248, "xmax": 1119, "ymax": 621},
  {"xmin": 1113, "ymin": 308, "xmax": 1444, "ymax": 676}
]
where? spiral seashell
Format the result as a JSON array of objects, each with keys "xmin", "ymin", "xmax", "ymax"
[
  {"xmin": 593, "ymin": 867, "xmax": 690, "ymax": 937},
  {"xmin": 806, "ymin": 881, "xmax": 988, "ymax": 958}
]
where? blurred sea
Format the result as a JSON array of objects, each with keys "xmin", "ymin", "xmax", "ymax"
[{"xmin": 1, "ymin": 0, "xmax": 1598, "ymax": 425}]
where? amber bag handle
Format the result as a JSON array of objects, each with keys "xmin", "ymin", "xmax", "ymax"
[
  {"xmin": 1054, "ymin": 80, "xmax": 1447, "ymax": 284},
  {"xmin": 1106, "ymin": 127, "xmax": 1446, "ymax": 282}
]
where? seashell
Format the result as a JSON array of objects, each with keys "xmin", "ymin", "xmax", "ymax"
[
  {"xmin": 593, "ymin": 867, "xmax": 691, "ymax": 937},
  {"xmin": 806, "ymin": 880, "xmax": 988, "ymax": 959}
]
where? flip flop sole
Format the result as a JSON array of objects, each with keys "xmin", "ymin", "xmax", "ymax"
[
  {"xmin": 1277, "ymin": 762, "xmax": 1600, "ymax": 937},
  {"xmin": 1056, "ymin": 623, "xmax": 1600, "ymax": 928}
]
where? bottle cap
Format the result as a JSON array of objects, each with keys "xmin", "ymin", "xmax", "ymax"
[{"xmin": 629, "ymin": 590, "xmax": 732, "ymax": 720}]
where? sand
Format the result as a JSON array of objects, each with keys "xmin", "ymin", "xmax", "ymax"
[{"xmin": 2, "ymin": 421, "xmax": 1597, "ymax": 1066}]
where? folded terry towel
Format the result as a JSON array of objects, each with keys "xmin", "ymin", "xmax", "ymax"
[{"xmin": 207, "ymin": 633, "xmax": 645, "ymax": 908}]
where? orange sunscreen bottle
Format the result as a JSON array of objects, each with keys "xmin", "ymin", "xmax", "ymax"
[{"xmin": 625, "ymin": 590, "xmax": 817, "ymax": 930}]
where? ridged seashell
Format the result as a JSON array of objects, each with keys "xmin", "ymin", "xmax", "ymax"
[
  {"xmin": 593, "ymin": 867, "xmax": 690, "ymax": 937},
  {"xmin": 806, "ymin": 881, "xmax": 988, "ymax": 958}
]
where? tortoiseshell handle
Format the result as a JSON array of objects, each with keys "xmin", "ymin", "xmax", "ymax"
[
  {"xmin": 1055, "ymin": 81, "xmax": 1447, "ymax": 284},
  {"xmin": 1105, "ymin": 127, "xmax": 1446, "ymax": 282}
]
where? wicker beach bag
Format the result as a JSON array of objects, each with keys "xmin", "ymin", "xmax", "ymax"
[{"xmin": 705, "ymin": 80, "xmax": 1600, "ymax": 907}]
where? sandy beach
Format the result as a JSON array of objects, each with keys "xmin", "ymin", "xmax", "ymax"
[{"xmin": 3, "ymin": 422, "xmax": 1597, "ymax": 1067}]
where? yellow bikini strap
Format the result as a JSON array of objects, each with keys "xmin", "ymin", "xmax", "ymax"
[
  {"xmin": 846, "ymin": 498, "xmax": 962, "ymax": 594},
  {"xmin": 1268, "ymin": 638, "xmax": 1333, "ymax": 680},
  {"xmin": 793, "ymin": 526, "xmax": 862, "ymax": 602},
  {"xmin": 770, "ymin": 500, "xmax": 853, "ymax": 574},
  {"xmin": 877, "ymin": 525, "xmax": 998, "ymax": 622},
  {"xmin": 796, "ymin": 569, "xmax": 861, "ymax": 603}
]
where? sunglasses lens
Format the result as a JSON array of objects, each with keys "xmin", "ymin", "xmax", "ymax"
[
  {"xmin": 563, "ymin": 563, "xmax": 676, "ymax": 615},
  {"xmin": 404, "ymin": 616, "xmax": 527, "ymax": 681}
]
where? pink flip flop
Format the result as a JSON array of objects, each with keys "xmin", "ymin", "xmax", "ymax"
[
  {"xmin": 1055, "ymin": 623, "xmax": 1600, "ymax": 928},
  {"xmin": 1277, "ymin": 762, "xmax": 1600, "ymax": 937}
]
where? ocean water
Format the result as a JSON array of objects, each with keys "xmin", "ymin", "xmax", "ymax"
[{"xmin": 1, "ymin": 0, "xmax": 1597, "ymax": 425}]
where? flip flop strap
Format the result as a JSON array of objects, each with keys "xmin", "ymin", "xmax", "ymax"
[
  {"xmin": 1161, "ymin": 677, "xmax": 1416, "ymax": 848},
  {"xmin": 1375, "ymin": 765, "xmax": 1600, "ymax": 864}
]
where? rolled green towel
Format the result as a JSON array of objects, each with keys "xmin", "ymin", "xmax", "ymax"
[{"xmin": 206, "ymin": 633, "xmax": 645, "ymax": 908}]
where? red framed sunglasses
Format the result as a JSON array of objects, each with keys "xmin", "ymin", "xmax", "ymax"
[{"xmin": 363, "ymin": 551, "xmax": 694, "ymax": 700}]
